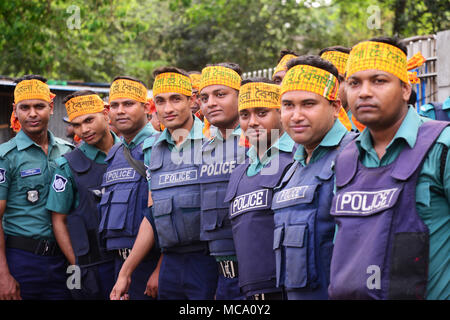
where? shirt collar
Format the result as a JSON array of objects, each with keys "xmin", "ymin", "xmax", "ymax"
[
  {"xmin": 294, "ymin": 119, "xmax": 348, "ymax": 162},
  {"xmin": 156, "ymin": 116, "xmax": 204, "ymax": 148},
  {"xmin": 356, "ymin": 106, "xmax": 420, "ymax": 153},
  {"xmin": 212, "ymin": 124, "xmax": 242, "ymax": 142},
  {"xmin": 79, "ymin": 131, "xmax": 121, "ymax": 161},
  {"xmin": 16, "ymin": 130, "xmax": 57, "ymax": 151},
  {"xmin": 247, "ymin": 132, "xmax": 295, "ymax": 165},
  {"xmin": 123, "ymin": 123, "xmax": 156, "ymax": 149}
]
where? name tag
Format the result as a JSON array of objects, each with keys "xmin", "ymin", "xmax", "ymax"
[
  {"xmin": 105, "ymin": 168, "xmax": 135, "ymax": 183},
  {"xmin": 159, "ymin": 169, "xmax": 197, "ymax": 185},
  {"xmin": 231, "ymin": 189, "xmax": 269, "ymax": 217},
  {"xmin": 275, "ymin": 186, "xmax": 309, "ymax": 203},
  {"xmin": 335, "ymin": 188, "xmax": 399, "ymax": 215},
  {"xmin": 20, "ymin": 168, "xmax": 41, "ymax": 177},
  {"xmin": 199, "ymin": 161, "xmax": 237, "ymax": 177}
]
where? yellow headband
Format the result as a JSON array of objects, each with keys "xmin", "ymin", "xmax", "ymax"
[
  {"xmin": 109, "ymin": 79, "xmax": 148, "ymax": 103},
  {"xmin": 273, "ymin": 54, "xmax": 297, "ymax": 79},
  {"xmin": 152, "ymin": 72, "xmax": 192, "ymax": 97},
  {"xmin": 199, "ymin": 66, "xmax": 241, "ymax": 92},
  {"xmin": 189, "ymin": 73, "xmax": 201, "ymax": 91},
  {"xmin": 14, "ymin": 79, "xmax": 53, "ymax": 104},
  {"xmin": 320, "ymin": 51, "xmax": 349, "ymax": 76},
  {"xmin": 239, "ymin": 82, "xmax": 280, "ymax": 111},
  {"xmin": 281, "ymin": 64, "xmax": 339, "ymax": 101},
  {"xmin": 346, "ymin": 41, "xmax": 408, "ymax": 84},
  {"xmin": 65, "ymin": 94, "xmax": 105, "ymax": 122}
]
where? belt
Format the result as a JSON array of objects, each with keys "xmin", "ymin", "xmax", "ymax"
[
  {"xmin": 116, "ymin": 248, "xmax": 132, "ymax": 261},
  {"xmin": 218, "ymin": 260, "xmax": 238, "ymax": 279},
  {"xmin": 249, "ymin": 292, "xmax": 284, "ymax": 300},
  {"xmin": 78, "ymin": 250, "xmax": 115, "ymax": 266},
  {"xmin": 6, "ymin": 235, "xmax": 62, "ymax": 256}
]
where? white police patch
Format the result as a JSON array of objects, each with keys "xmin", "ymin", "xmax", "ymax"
[
  {"xmin": 0, "ymin": 168, "xmax": 6, "ymax": 184},
  {"xmin": 52, "ymin": 174, "xmax": 68, "ymax": 192}
]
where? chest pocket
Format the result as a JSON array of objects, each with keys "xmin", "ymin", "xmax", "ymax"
[
  {"xmin": 201, "ymin": 188, "xmax": 229, "ymax": 232},
  {"xmin": 17, "ymin": 165, "xmax": 47, "ymax": 204}
]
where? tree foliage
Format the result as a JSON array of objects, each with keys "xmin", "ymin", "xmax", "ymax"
[{"xmin": 0, "ymin": 0, "xmax": 448, "ymax": 84}]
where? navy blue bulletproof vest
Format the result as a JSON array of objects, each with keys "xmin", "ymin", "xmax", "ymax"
[
  {"xmin": 149, "ymin": 137, "xmax": 208, "ymax": 253},
  {"xmin": 199, "ymin": 135, "xmax": 247, "ymax": 256},
  {"xmin": 64, "ymin": 148, "xmax": 112, "ymax": 266},
  {"xmin": 271, "ymin": 132, "xmax": 356, "ymax": 299},
  {"xmin": 98, "ymin": 142, "xmax": 149, "ymax": 250},
  {"xmin": 224, "ymin": 150, "xmax": 294, "ymax": 296}
]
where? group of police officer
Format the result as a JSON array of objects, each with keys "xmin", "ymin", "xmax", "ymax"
[{"xmin": 0, "ymin": 35, "xmax": 448, "ymax": 301}]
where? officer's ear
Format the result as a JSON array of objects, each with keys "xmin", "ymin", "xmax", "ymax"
[
  {"xmin": 49, "ymin": 101, "xmax": 54, "ymax": 115},
  {"xmin": 143, "ymin": 101, "xmax": 151, "ymax": 115},
  {"xmin": 401, "ymin": 81, "xmax": 412, "ymax": 103},
  {"xmin": 330, "ymin": 99, "xmax": 342, "ymax": 119}
]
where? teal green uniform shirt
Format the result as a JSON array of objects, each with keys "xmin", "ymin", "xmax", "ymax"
[
  {"xmin": 45, "ymin": 132, "xmax": 121, "ymax": 214},
  {"xmin": 294, "ymin": 119, "xmax": 349, "ymax": 167},
  {"xmin": 418, "ymin": 96, "xmax": 450, "ymax": 120},
  {"xmin": 0, "ymin": 130, "xmax": 73, "ymax": 240},
  {"xmin": 246, "ymin": 132, "xmax": 295, "ymax": 177},
  {"xmin": 354, "ymin": 106, "xmax": 450, "ymax": 300}
]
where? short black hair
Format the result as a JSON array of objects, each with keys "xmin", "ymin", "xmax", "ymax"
[
  {"xmin": 277, "ymin": 49, "xmax": 299, "ymax": 64},
  {"xmin": 241, "ymin": 77, "xmax": 275, "ymax": 86},
  {"xmin": 152, "ymin": 66, "xmax": 189, "ymax": 78},
  {"xmin": 408, "ymin": 89, "xmax": 417, "ymax": 105},
  {"xmin": 319, "ymin": 46, "xmax": 351, "ymax": 56},
  {"xmin": 112, "ymin": 75, "xmax": 147, "ymax": 88},
  {"xmin": 206, "ymin": 62, "xmax": 243, "ymax": 76},
  {"xmin": 286, "ymin": 55, "xmax": 339, "ymax": 80},
  {"xmin": 63, "ymin": 90, "xmax": 98, "ymax": 104},
  {"xmin": 15, "ymin": 74, "xmax": 47, "ymax": 84},
  {"xmin": 367, "ymin": 36, "xmax": 407, "ymax": 55}
]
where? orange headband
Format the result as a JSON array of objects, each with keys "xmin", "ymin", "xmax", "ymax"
[
  {"xmin": 199, "ymin": 66, "xmax": 241, "ymax": 92},
  {"xmin": 14, "ymin": 79, "xmax": 53, "ymax": 104},
  {"xmin": 109, "ymin": 79, "xmax": 148, "ymax": 103},
  {"xmin": 273, "ymin": 54, "xmax": 297, "ymax": 79},
  {"xmin": 320, "ymin": 51, "xmax": 349, "ymax": 76},
  {"xmin": 281, "ymin": 64, "xmax": 339, "ymax": 101},
  {"xmin": 189, "ymin": 73, "xmax": 201, "ymax": 91},
  {"xmin": 239, "ymin": 82, "xmax": 280, "ymax": 111},
  {"xmin": 65, "ymin": 94, "xmax": 105, "ymax": 122},
  {"xmin": 346, "ymin": 41, "xmax": 408, "ymax": 84},
  {"xmin": 153, "ymin": 72, "xmax": 192, "ymax": 97}
]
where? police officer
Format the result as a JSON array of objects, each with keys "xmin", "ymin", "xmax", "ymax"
[
  {"xmin": 271, "ymin": 56, "xmax": 356, "ymax": 300},
  {"xmin": 145, "ymin": 67, "xmax": 218, "ymax": 299},
  {"xmin": 224, "ymin": 78, "xmax": 295, "ymax": 300},
  {"xmin": 198, "ymin": 63, "xmax": 247, "ymax": 300},
  {"xmin": 418, "ymin": 96, "xmax": 450, "ymax": 121},
  {"xmin": 98, "ymin": 76, "xmax": 160, "ymax": 300},
  {"xmin": 0, "ymin": 75, "xmax": 73, "ymax": 300},
  {"xmin": 329, "ymin": 37, "xmax": 450, "ymax": 300},
  {"xmin": 46, "ymin": 90, "xmax": 120, "ymax": 299},
  {"xmin": 272, "ymin": 50, "xmax": 299, "ymax": 85}
]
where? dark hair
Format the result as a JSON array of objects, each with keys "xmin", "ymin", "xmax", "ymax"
[
  {"xmin": 153, "ymin": 66, "xmax": 189, "ymax": 78},
  {"xmin": 319, "ymin": 46, "xmax": 351, "ymax": 56},
  {"xmin": 63, "ymin": 90, "xmax": 98, "ymax": 104},
  {"xmin": 367, "ymin": 36, "xmax": 407, "ymax": 55},
  {"xmin": 277, "ymin": 49, "xmax": 299, "ymax": 64},
  {"xmin": 408, "ymin": 89, "xmax": 417, "ymax": 105},
  {"xmin": 206, "ymin": 62, "xmax": 243, "ymax": 76},
  {"xmin": 15, "ymin": 74, "xmax": 47, "ymax": 84},
  {"xmin": 286, "ymin": 55, "xmax": 339, "ymax": 80},
  {"xmin": 112, "ymin": 75, "xmax": 147, "ymax": 88},
  {"xmin": 241, "ymin": 77, "xmax": 275, "ymax": 86}
]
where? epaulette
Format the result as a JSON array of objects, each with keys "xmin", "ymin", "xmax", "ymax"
[{"xmin": 0, "ymin": 139, "xmax": 18, "ymax": 158}]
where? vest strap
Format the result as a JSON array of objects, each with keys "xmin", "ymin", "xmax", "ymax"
[{"xmin": 64, "ymin": 148, "xmax": 92, "ymax": 173}]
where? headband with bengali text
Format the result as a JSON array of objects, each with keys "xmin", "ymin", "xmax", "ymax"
[
  {"xmin": 65, "ymin": 94, "xmax": 105, "ymax": 122},
  {"xmin": 273, "ymin": 54, "xmax": 298, "ymax": 79},
  {"xmin": 152, "ymin": 72, "xmax": 192, "ymax": 97},
  {"xmin": 109, "ymin": 78, "xmax": 148, "ymax": 103},
  {"xmin": 199, "ymin": 66, "xmax": 241, "ymax": 92},
  {"xmin": 238, "ymin": 82, "xmax": 280, "ymax": 111},
  {"xmin": 320, "ymin": 50, "xmax": 349, "ymax": 76},
  {"xmin": 280, "ymin": 64, "xmax": 339, "ymax": 101},
  {"xmin": 346, "ymin": 41, "xmax": 409, "ymax": 84},
  {"xmin": 14, "ymin": 79, "xmax": 53, "ymax": 104},
  {"xmin": 189, "ymin": 73, "xmax": 201, "ymax": 91}
]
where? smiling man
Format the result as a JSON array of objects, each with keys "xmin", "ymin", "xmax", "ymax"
[
  {"xmin": 46, "ymin": 90, "xmax": 120, "ymax": 299},
  {"xmin": 0, "ymin": 75, "xmax": 73, "ymax": 300},
  {"xmin": 329, "ymin": 37, "xmax": 450, "ymax": 300},
  {"xmin": 98, "ymin": 76, "xmax": 160, "ymax": 300},
  {"xmin": 271, "ymin": 56, "xmax": 356, "ymax": 300}
]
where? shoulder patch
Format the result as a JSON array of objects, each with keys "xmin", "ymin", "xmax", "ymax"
[
  {"xmin": 52, "ymin": 174, "xmax": 68, "ymax": 192},
  {"xmin": 0, "ymin": 168, "xmax": 6, "ymax": 183}
]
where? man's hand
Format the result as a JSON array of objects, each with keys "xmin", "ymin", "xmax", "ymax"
[
  {"xmin": 110, "ymin": 275, "xmax": 131, "ymax": 300},
  {"xmin": 0, "ymin": 272, "xmax": 21, "ymax": 300},
  {"xmin": 144, "ymin": 269, "xmax": 159, "ymax": 298}
]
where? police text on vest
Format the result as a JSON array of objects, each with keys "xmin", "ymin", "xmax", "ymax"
[
  {"xmin": 231, "ymin": 189, "xmax": 268, "ymax": 216},
  {"xmin": 335, "ymin": 188, "xmax": 398, "ymax": 215}
]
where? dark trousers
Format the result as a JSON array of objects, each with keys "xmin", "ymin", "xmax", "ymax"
[
  {"xmin": 158, "ymin": 252, "xmax": 218, "ymax": 300},
  {"xmin": 69, "ymin": 261, "xmax": 115, "ymax": 300},
  {"xmin": 215, "ymin": 274, "xmax": 244, "ymax": 300},
  {"xmin": 6, "ymin": 247, "xmax": 72, "ymax": 300}
]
